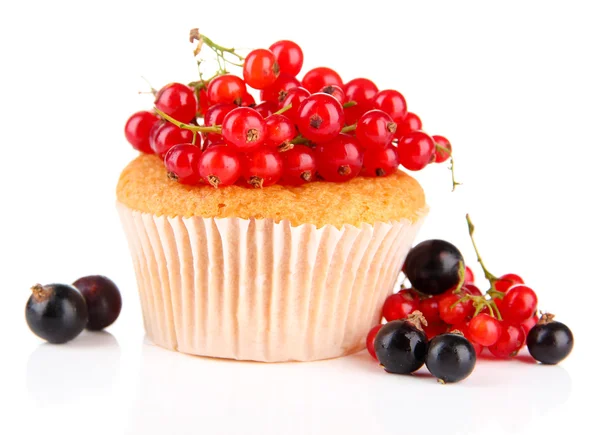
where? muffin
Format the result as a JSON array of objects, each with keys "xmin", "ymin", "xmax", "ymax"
[{"xmin": 117, "ymin": 154, "xmax": 427, "ymax": 362}]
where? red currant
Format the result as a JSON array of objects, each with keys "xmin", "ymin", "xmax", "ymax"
[
  {"xmin": 499, "ymin": 285, "xmax": 538, "ymax": 324},
  {"xmin": 494, "ymin": 273, "xmax": 524, "ymax": 293},
  {"xmin": 302, "ymin": 67, "xmax": 343, "ymax": 94},
  {"xmin": 241, "ymin": 148, "xmax": 283, "ymax": 188},
  {"xmin": 397, "ymin": 131, "xmax": 435, "ymax": 171},
  {"xmin": 124, "ymin": 111, "xmax": 160, "ymax": 154},
  {"xmin": 382, "ymin": 290, "xmax": 420, "ymax": 322},
  {"xmin": 239, "ymin": 92, "xmax": 256, "ymax": 107},
  {"xmin": 320, "ymin": 85, "xmax": 345, "ymax": 105},
  {"xmin": 521, "ymin": 314, "xmax": 539, "ymax": 336},
  {"xmin": 203, "ymin": 103, "xmax": 237, "ymax": 142},
  {"xmin": 260, "ymin": 73, "xmax": 301, "ymax": 104},
  {"xmin": 264, "ymin": 114, "xmax": 296, "ymax": 149},
  {"xmin": 366, "ymin": 324, "xmax": 383, "ymax": 360},
  {"xmin": 206, "ymin": 74, "xmax": 247, "ymax": 105},
  {"xmin": 243, "ymin": 49, "xmax": 280, "ymax": 90},
  {"xmin": 149, "ymin": 122, "xmax": 194, "ymax": 157},
  {"xmin": 362, "ymin": 145, "xmax": 399, "ymax": 177},
  {"xmin": 254, "ymin": 101, "xmax": 278, "ymax": 118},
  {"xmin": 452, "ymin": 321, "xmax": 484, "ymax": 356},
  {"xmin": 423, "ymin": 322, "xmax": 448, "ymax": 340},
  {"xmin": 154, "ymin": 82, "xmax": 197, "ymax": 123},
  {"xmin": 315, "ymin": 134, "xmax": 363, "ymax": 182},
  {"xmin": 438, "ymin": 293, "xmax": 474, "ymax": 325},
  {"xmin": 344, "ymin": 103, "xmax": 374, "ymax": 126},
  {"xmin": 395, "ymin": 112, "xmax": 422, "ymax": 139},
  {"xmin": 432, "ymin": 135, "xmax": 452, "ymax": 163},
  {"xmin": 296, "ymin": 93, "xmax": 344, "ymax": 143},
  {"xmin": 463, "ymin": 284, "xmax": 482, "ymax": 296},
  {"xmin": 279, "ymin": 87, "xmax": 310, "ymax": 121},
  {"xmin": 372, "ymin": 89, "xmax": 408, "ymax": 121},
  {"xmin": 488, "ymin": 323, "xmax": 526, "ymax": 358},
  {"xmin": 355, "ymin": 110, "xmax": 397, "ymax": 149},
  {"xmin": 221, "ymin": 107, "xmax": 267, "ymax": 152},
  {"xmin": 198, "ymin": 145, "xmax": 241, "ymax": 187},
  {"xmin": 279, "ymin": 145, "xmax": 317, "ymax": 186},
  {"xmin": 420, "ymin": 296, "xmax": 441, "ymax": 324},
  {"xmin": 464, "ymin": 266, "xmax": 475, "ymax": 284},
  {"xmin": 195, "ymin": 87, "xmax": 210, "ymax": 117},
  {"xmin": 269, "ymin": 40, "xmax": 303, "ymax": 77},
  {"xmin": 344, "ymin": 78, "xmax": 378, "ymax": 105},
  {"xmin": 164, "ymin": 143, "xmax": 202, "ymax": 185},
  {"xmin": 468, "ymin": 313, "xmax": 502, "ymax": 346}
]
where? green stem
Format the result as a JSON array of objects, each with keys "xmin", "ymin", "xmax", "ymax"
[
  {"xmin": 452, "ymin": 261, "xmax": 466, "ymax": 294},
  {"xmin": 290, "ymin": 135, "xmax": 312, "ymax": 145},
  {"xmin": 466, "ymin": 214, "xmax": 498, "ymax": 285},
  {"xmin": 341, "ymin": 123, "xmax": 357, "ymax": 133},
  {"xmin": 343, "ymin": 101, "xmax": 357, "ymax": 108},
  {"xmin": 154, "ymin": 107, "xmax": 221, "ymax": 134},
  {"xmin": 450, "ymin": 156, "xmax": 461, "ymax": 192},
  {"xmin": 199, "ymin": 34, "xmax": 245, "ymax": 61},
  {"xmin": 274, "ymin": 104, "xmax": 292, "ymax": 115}
]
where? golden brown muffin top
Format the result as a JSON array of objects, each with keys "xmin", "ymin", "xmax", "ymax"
[{"xmin": 116, "ymin": 154, "xmax": 426, "ymax": 228}]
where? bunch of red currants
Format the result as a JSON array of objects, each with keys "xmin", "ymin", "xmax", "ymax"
[{"xmin": 124, "ymin": 32, "xmax": 454, "ymax": 188}]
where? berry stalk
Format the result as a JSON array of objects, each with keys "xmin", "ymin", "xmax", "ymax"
[{"xmin": 154, "ymin": 107, "xmax": 222, "ymax": 134}]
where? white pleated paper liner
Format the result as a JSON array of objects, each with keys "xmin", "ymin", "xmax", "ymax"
[{"xmin": 117, "ymin": 202, "xmax": 426, "ymax": 362}]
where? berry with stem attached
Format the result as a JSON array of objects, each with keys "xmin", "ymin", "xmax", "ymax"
[
  {"xmin": 164, "ymin": 143, "xmax": 202, "ymax": 185},
  {"xmin": 243, "ymin": 48, "xmax": 280, "ymax": 90},
  {"xmin": 302, "ymin": 67, "xmax": 344, "ymax": 93},
  {"xmin": 296, "ymin": 93, "xmax": 345, "ymax": 143},
  {"xmin": 198, "ymin": 145, "xmax": 242, "ymax": 188},
  {"xmin": 260, "ymin": 73, "xmax": 301, "ymax": 104},
  {"xmin": 527, "ymin": 313, "xmax": 573, "ymax": 364},
  {"xmin": 72, "ymin": 275, "xmax": 122, "ymax": 331},
  {"xmin": 355, "ymin": 109, "xmax": 397, "ymax": 149},
  {"xmin": 221, "ymin": 107, "xmax": 267, "ymax": 152},
  {"xmin": 432, "ymin": 135, "xmax": 452, "ymax": 163},
  {"xmin": 264, "ymin": 114, "xmax": 296, "ymax": 149},
  {"xmin": 397, "ymin": 131, "xmax": 436, "ymax": 171},
  {"xmin": 439, "ymin": 293, "xmax": 474, "ymax": 325},
  {"xmin": 315, "ymin": 134, "xmax": 363, "ymax": 182},
  {"xmin": 362, "ymin": 145, "xmax": 399, "ymax": 177},
  {"xmin": 154, "ymin": 82, "xmax": 197, "ymax": 123},
  {"xmin": 241, "ymin": 148, "xmax": 283, "ymax": 188},
  {"xmin": 426, "ymin": 332, "xmax": 476, "ymax": 383},
  {"xmin": 279, "ymin": 145, "xmax": 317, "ymax": 186},
  {"xmin": 269, "ymin": 40, "xmax": 303, "ymax": 77},
  {"xmin": 125, "ymin": 111, "xmax": 160, "ymax": 154}
]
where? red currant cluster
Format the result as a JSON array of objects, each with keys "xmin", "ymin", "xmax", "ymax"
[{"xmin": 124, "ymin": 31, "xmax": 456, "ymax": 188}]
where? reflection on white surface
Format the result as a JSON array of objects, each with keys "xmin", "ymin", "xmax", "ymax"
[
  {"xmin": 27, "ymin": 331, "xmax": 121, "ymax": 406},
  {"xmin": 127, "ymin": 339, "xmax": 572, "ymax": 435}
]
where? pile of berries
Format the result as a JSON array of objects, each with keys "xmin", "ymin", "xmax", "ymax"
[
  {"xmin": 25, "ymin": 276, "xmax": 122, "ymax": 344},
  {"xmin": 366, "ymin": 215, "xmax": 574, "ymax": 383},
  {"xmin": 124, "ymin": 30, "xmax": 456, "ymax": 188}
]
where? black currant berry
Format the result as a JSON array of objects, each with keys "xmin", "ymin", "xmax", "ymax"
[
  {"xmin": 25, "ymin": 284, "xmax": 88, "ymax": 344},
  {"xmin": 72, "ymin": 275, "xmax": 122, "ymax": 331},
  {"xmin": 527, "ymin": 314, "xmax": 573, "ymax": 365},
  {"xmin": 426, "ymin": 333, "xmax": 476, "ymax": 383},
  {"xmin": 374, "ymin": 314, "xmax": 428, "ymax": 374},
  {"xmin": 404, "ymin": 239, "xmax": 464, "ymax": 295}
]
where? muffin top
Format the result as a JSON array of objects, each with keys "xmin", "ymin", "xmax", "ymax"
[{"xmin": 117, "ymin": 154, "xmax": 426, "ymax": 228}]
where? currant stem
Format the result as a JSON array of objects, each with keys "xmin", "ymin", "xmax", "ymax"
[
  {"xmin": 452, "ymin": 261, "xmax": 466, "ymax": 294},
  {"xmin": 466, "ymin": 214, "xmax": 498, "ymax": 285},
  {"xmin": 291, "ymin": 135, "xmax": 312, "ymax": 145},
  {"xmin": 341, "ymin": 123, "xmax": 357, "ymax": 133},
  {"xmin": 274, "ymin": 104, "xmax": 293, "ymax": 115},
  {"xmin": 154, "ymin": 107, "xmax": 222, "ymax": 134},
  {"xmin": 343, "ymin": 101, "xmax": 357, "ymax": 108},
  {"xmin": 450, "ymin": 156, "xmax": 461, "ymax": 192}
]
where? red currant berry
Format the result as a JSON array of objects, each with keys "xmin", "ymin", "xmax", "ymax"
[
  {"xmin": 372, "ymin": 89, "xmax": 408, "ymax": 121},
  {"xmin": 463, "ymin": 284, "xmax": 482, "ymax": 296},
  {"xmin": 203, "ymin": 103, "xmax": 237, "ymax": 142},
  {"xmin": 154, "ymin": 82, "xmax": 197, "ymax": 123},
  {"xmin": 315, "ymin": 134, "xmax": 363, "ymax": 182},
  {"xmin": 395, "ymin": 112, "xmax": 422, "ymax": 139},
  {"xmin": 241, "ymin": 148, "xmax": 283, "ymax": 188},
  {"xmin": 521, "ymin": 314, "xmax": 539, "ymax": 336},
  {"xmin": 279, "ymin": 145, "xmax": 317, "ymax": 186},
  {"xmin": 489, "ymin": 323, "xmax": 526, "ymax": 358},
  {"xmin": 452, "ymin": 321, "xmax": 484, "ymax": 356},
  {"xmin": 432, "ymin": 135, "xmax": 452, "ymax": 163},
  {"xmin": 296, "ymin": 93, "xmax": 344, "ymax": 143},
  {"xmin": 206, "ymin": 74, "xmax": 247, "ymax": 105},
  {"xmin": 221, "ymin": 107, "xmax": 267, "ymax": 152},
  {"xmin": 264, "ymin": 114, "xmax": 296, "ymax": 149},
  {"xmin": 423, "ymin": 322, "xmax": 448, "ymax": 340},
  {"xmin": 302, "ymin": 67, "xmax": 343, "ymax": 94},
  {"xmin": 344, "ymin": 78, "xmax": 378, "ymax": 105},
  {"xmin": 362, "ymin": 145, "xmax": 399, "ymax": 177},
  {"xmin": 195, "ymin": 87, "xmax": 210, "ymax": 117},
  {"xmin": 343, "ymin": 103, "xmax": 374, "ymax": 126},
  {"xmin": 355, "ymin": 109, "xmax": 397, "ymax": 149},
  {"xmin": 279, "ymin": 87, "xmax": 310, "ymax": 121},
  {"xmin": 382, "ymin": 290, "xmax": 420, "ymax": 322},
  {"xmin": 239, "ymin": 92, "xmax": 256, "ymax": 107},
  {"xmin": 198, "ymin": 145, "xmax": 242, "ymax": 188},
  {"xmin": 499, "ymin": 285, "xmax": 538, "ymax": 324},
  {"xmin": 269, "ymin": 40, "xmax": 303, "ymax": 77},
  {"xmin": 260, "ymin": 73, "xmax": 301, "ymax": 104},
  {"xmin": 495, "ymin": 273, "xmax": 524, "ymax": 293},
  {"xmin": 397, "ymin": 131, "xmax": 435, "ymax": 171},
  {"xmin": 366, "ymin": 324, "xmax": 383, "ymax": 360},
  {"xmin": 420, "ymin": 297, "xmax": 441, "ymax": 324},
  {"xmin": 464, "ymin": 266, "xmax": 475, "ymax": 284},
  {"xmin": 124, "ymin": 111, "xmax": 160, "ymax": 154},
  {"xmin": 439, "ymin": 293, "xmax": 474, "ymax": 325},
  {"xmin": 468, "ymin": 313, "xmax": 502, "ymax": 346},
  {"xmin": 164, "ymin": 143, "xmax": 202, "ymax": 185},
  {"xmin": 149, "ymin": 122, "xmax": 194, "ymax": 157},
  {"xmin": 320, "ymin": 85, "xmax": 345, "ymax": 105},
  {"xmin": 254, "ymin": 101, "xmax": 278, "ymax": 118},
  {"xmin": 243, "ymin": 49, "xmax": 280, "ymax": 90}
]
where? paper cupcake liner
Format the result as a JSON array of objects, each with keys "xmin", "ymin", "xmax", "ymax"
[{"xmin": 117, "ymin": 202, "xmax": 426, "ymax": 362}]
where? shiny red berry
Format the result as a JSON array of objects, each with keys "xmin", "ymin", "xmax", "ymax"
[
  {"xmin": 154, "ymin": 82, "xmax": 197, "ymax": 123},
  {"xmin": 279, "ymin": 145, "xmax": 317, "ymax": 186},
  {"xmin": 372, "ymin": 89, "xmax": 408, "ymax": 121},
  {"xmin": 362, "ymin": 145, "xmax": 399, "ymax": 177},
  {"xmin": 194, "ymin": 87, "xmax": 210, "ymax": 117},
  {"xmin": 302, "ymin": 67, "xmax": 343, "ymax": 94},
  {"xmin": 243, "ymin": 49, "xmax": 280, "ymax": 90},
  {"xmin": 203, "ymin": 103, "xmax": 237, "ymax": 143},
  {"xmin": 468, "ymin": 313, "xmax": 502, "ymax": 346},
  {"xmin": 521, "ymin": 314, "xmax": 539, "ymax": 336},
  {"xmin": 463, "ymin": 284, "xmax": 482, "ymax": 296},
  {"xmin": 366, "ymin": 324, "xmax": 383, "ymax": 360},
  {"xmin": 439, "ymin": 293, "xmax": 474, "ymax": 325},
  {"xmin": 489, "ymin": 323, "xmax": 526, "ymax": 358},
  {"xmin": 494, "ymin": 273, "xmax": 524, "ymax": 293},
  {"xmin": 164, "ymin": 143, "xmax": 202, "ymax": 185},
  {"xmin": 241, "ymin": 148, "xmax": 283, "ymax": 188},
  {"xmin": 260, "ymin": 73, "xmax": 301, "ymax": 104},
  {"xmin": 464, "ymin": 266, "xmax": 475, "ymax": 284},
  {"xmin": 221, "ymin": 107, "xmax": 267, "ymax": 152},
  {"xmin": 423, "ymin": 322, "xmax": 448, "ymax": 340},
  {"xmin": 150, "ymin": 122, "xmax": 194, "ymax": 157},
  {"xmin": 420, "ymin": 297, "xmax": 441, "ymax": 324},
  {"xmin": 395, "ymin": 112, "xmax": 422, "ymax": 138},
  {"xmin": 254, "ymin": 101, "xmax": 278, "ymax": 118},
  {"xmin": 382, "ymin": 290, "xmax": 420, "ymax": 322},
  {"xmin": 397, "ymin": 131, "xmax": 436, "ymax": 171},
  {"xmin": 269, "ymin": 40, "xmax": 303, "ymax": 77},
  {"xmin": 315, "ymin": 134, "xmax": 363, "ymax": 182},
  {"xmin": 499, "ymin": 285, "xmax": 538, "ymax": 324},
  {"xmin": 344, "ymin": 78, "xmax": 378, "ymax": 105},
  {"xmin": 264, "ymin": 114, "xmax": 296, "ymax": 149},
  {"xmin": 320, "ymin": 85, "xmax": 345, "ymax": 105},
  {"xmin": 432, "ymin": 135, "xmax": 452, "ymax": 163},
  {"xmin": 355, "ymin": 109, "xmax": 397, "ymax": 149},
  {"xmin": 279, "ymin": 87, "xmax": 310, "ymax": 121},
  {"xmin": 124, "ymin": 111, "xmax": 160, "ymax": 154},
  {"xmin": 296, "ymin": 93, "xmax": 344, "ymax": 143},
  {"xmin": 239, "ymin": 92, "xmax": 256, "ymax": 107},
  {"xmin": 198, "ymin": 145, "xmax": 242, "ymax": 188},
  {"xmin": 206, "ymin": 74, "xmax": 247, "ymax": 105}
]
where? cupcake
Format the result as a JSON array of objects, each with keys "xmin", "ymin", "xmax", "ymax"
[{"xmin": 117, "ymin": 154, "xmax": 427, "ymax": 362}]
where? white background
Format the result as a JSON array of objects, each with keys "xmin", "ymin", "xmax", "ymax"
[{"xmin": 1, "ymin": 1, "xmax": 599, "ymax": 434}]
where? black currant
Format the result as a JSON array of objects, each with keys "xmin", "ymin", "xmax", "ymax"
[
  {"xmin": 527, "ymin": 314, "xmax": 573, "ymax": 365},
  {"xmin": 72, "ymin": 275, "xmax": 122, "ymax": 330},
  {"xmin": 404, "ymin": 239, "xmax": 464, "ymax": 295},
  {"xmin": 25, "ymin": 284, "xmax": 88, "ymax": 344},
  {"xmin": 426, "ymin": 333, "xmax": 476, "ymax": 383},
  {"xmin": 374, "ymin": 314, "xmax": 428, "ymax": 374}
]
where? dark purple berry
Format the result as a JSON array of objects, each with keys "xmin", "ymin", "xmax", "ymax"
[
  {"xmin": 72, "ymin": 275, "xmax": 122, "ymax": 330},
  {"xmin": 426, "ymin": 333, "xmax": 476, "ymax": 383},
  {"xmin": 374, "ymin": 317, "xmax": 428, "ymax": 374},
  {"xmin": 527, "ymin": 315, "xmax": 573, "ymax": 365}
]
